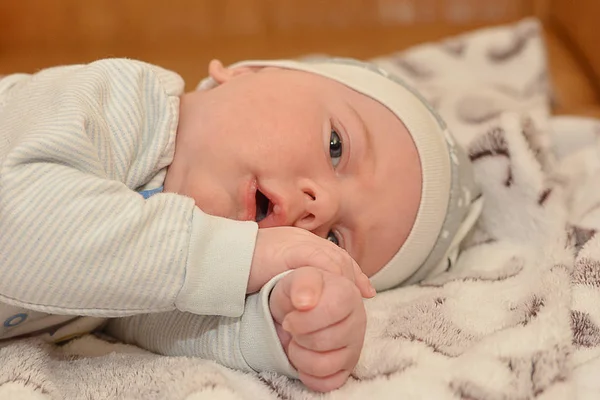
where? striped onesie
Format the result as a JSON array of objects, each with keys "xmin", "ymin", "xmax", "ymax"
[{"xmin": 0, "ymin": 59, "xmax": 295, "ymax": 377}]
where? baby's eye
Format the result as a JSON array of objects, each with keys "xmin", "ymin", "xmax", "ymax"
[
  {"xmin": 329, "ymin": 129, "xmax": 343, "ymax": 167},
  {"xmin": 326, "ymin": 230, "xmax": 340, "ymax": 246}
]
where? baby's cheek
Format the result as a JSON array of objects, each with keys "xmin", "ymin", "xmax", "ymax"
[{"xmin": 189, "ymin": 183, "xmax": 237, "ymax": 220}]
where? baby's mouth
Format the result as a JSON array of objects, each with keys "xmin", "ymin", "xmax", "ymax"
[{"xmin": 255, "ymin": 189, "xmax": 273, "ymax": 223}]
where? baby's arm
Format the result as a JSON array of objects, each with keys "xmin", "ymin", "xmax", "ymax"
[
  {"xmin": 0, "ymin": 60, "xmax": 254, "ymax": 319},
  {"xmin": 106, "ymin": 273, "xmax": 297, "ymax": 377},
  {"xmin": 107, "ymin": 267, "xmax": 369, "ymax": 390}
]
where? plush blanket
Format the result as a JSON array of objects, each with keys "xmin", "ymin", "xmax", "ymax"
[{"xmin": 3, "ymin": 18, "xmax": 600, "ymax": 400}]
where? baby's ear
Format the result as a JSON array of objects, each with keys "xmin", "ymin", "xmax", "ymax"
[{"xmin": 208, "ymin": 59, "xmax": 257, "ymax": 84}]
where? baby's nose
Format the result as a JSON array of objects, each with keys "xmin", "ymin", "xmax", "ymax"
[{"xmin": 292, "ymin": 185, "xmax": 339, "ymax": 233}]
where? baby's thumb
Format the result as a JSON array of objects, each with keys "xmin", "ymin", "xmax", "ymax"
[
  {"xmin": 289, "ymin": 267, "xmax": 324, "ymax": 311},
  {"xmin": 270, "ymin": 268, "xmax": 323, "ymax": 324}
]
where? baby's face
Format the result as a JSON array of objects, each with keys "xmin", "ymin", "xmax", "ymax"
[{"xmin": 167, "ymin": 62, "xmax": 422, "ymax": 277}]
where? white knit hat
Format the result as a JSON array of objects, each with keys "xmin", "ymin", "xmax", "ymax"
[{"xmin": 197, "ymin": 58, "xmax": 482, "ymax": 291}]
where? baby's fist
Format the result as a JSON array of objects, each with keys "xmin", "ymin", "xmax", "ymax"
[{"xmin": 269, "ymin": 267, "xmax": 367, "ymax": 392}]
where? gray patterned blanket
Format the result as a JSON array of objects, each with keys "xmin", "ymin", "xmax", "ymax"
[{"xmin": 2, "ymin": 18, "xmax": 600, "ymax": 400}]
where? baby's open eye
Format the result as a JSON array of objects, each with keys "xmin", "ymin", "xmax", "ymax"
[
  {"xmin": 329, "ymin": 129, "xmax": 343, "ymax": 167},
  {"xmin": 326, "ymin": 230, "xmax": 340, "ymax": 246}
]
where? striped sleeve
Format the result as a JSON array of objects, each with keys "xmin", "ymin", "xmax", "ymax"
[
  {"xmin": 0, "ymin": 59, "xmax": 256, "ymax": 318},
  {"xmin": 106, "ymin": 273, "xmax": 298, "ymax": 377}
]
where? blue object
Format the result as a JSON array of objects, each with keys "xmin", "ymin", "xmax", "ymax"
[
  {"xmin": 139, "ymin": 186, "xmax": 164, "ymax": 199},
  {"xmin": 4, "ymin": 313, "xmax": 28, "ymax": 327}
]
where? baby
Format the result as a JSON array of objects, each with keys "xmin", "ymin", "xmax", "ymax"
[{"xmin": 0, "ymin": 57, "xmax": 481, "ymax": 392}]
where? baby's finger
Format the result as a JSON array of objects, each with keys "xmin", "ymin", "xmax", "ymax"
[
  {"xmin": 288, "ymin": 339, "xmax": 356, "ymax": 378},
  {"xmin": 286, "ymin": 241, "xmax": 374, "ymax": 298},
  {"xmin": 286, "ymin": 244, "xmax": 351, "ymax": 281},
  {"xmin": 269, "ymin": 274, "xmax": 296, "ymax": 325},
  {"xmin": 298, "ymin": 370, "xmax": 351, "ymax": 393},
  {"xmin": 274, "ymin": 322, "xmax": 292, "ymax": 353},
  {"xmin": 292, "ymin": 311, "xmax": 363, "ymax": 352},
  {"xmin": 350, "ymin": 257, "xmax": 376, "ymax": 299},
  {"xmin": 321, "ymin": 242, "xmax": 374, "ymax": 299},
  {"xmin": 283, "ymin": 279, "xmax": 361, "ymax": 335}
]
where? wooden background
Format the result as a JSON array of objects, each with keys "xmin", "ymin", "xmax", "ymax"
[
  {"xmin": 0, "ymin": 0, "xmax": 597, "ymax": 114},
  {"xmin": 0, "ymin": 0, "xmax": 538, "ymax": 86}
]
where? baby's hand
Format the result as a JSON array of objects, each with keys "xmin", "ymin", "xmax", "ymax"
[
  {"xmin": 269, "ymin": 267, "xmax": 367, "ymax": 392},
  {"xmin": 248, "ymin": 226, "xmax": 375, "ymax": 298}
]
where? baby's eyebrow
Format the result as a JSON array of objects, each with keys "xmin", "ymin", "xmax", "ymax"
[
  {"xmin": 345, "ymin": 101, "xmax": 372, "ymax": 155},
  {"xmin": 342, "ymin": 101, "xmax": 373, "ymax": 172}
]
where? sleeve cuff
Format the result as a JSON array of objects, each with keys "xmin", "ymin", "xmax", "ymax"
[
  {"xmin": 175, "ymin": 208, "xmax": 258, "ymax": 317},
  {"xmin": 239, "ymin": 272, "xmax": 298, "ymax": 378}
]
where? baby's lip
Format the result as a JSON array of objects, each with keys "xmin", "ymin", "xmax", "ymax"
[
  {"xmin": 241, "ymin": 178, "xmax": 286, "ymax": 226},
  {"xmin": 242, "ymin": 178, "xmax": 281, "ymax": 225},
  {"xmin": 243, "ymin": 178, "xmax": 258, "ymax": 222},
  {"xmin": 256, "ymin": 187, "xmax": 285, "ymax": 228}
]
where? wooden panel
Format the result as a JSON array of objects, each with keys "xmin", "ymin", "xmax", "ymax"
[
  {"xmin": 0, "ymin": 0, "xmax": 534, "ymax": 49},
  {"xmin": 2, "ymin": 1, "xmax": 597, "ymax": 111},
  {"xmin": 0, "ymin": 24, "xmax": 506, "ymax": 90},
  {"xmin": 547, "ymin": 0, "xmax": 600, "ymax": 94},
  {"xmin": 0, "ymin": 1, "xmax": 268, "ymax": 49},
  {"xmin": 0, "ymin": 0, "xmax": 538, "ymax": 90},
  {"xmin": 544, "ymin": 28, "xmax": 600, "ymax": 110}
]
